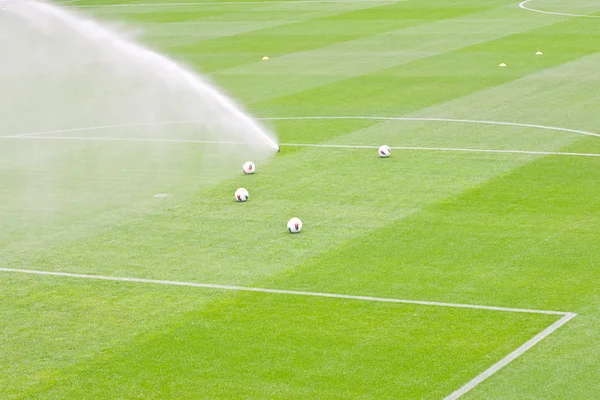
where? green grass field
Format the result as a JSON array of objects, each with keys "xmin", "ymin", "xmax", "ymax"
[{"xmin": 2, "ymin": 0, "xmax": 600, "ymax": 398}]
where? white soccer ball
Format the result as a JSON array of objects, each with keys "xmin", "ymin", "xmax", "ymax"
[
  {"xmin": 235, "ymin": 188, "xmax": 249, "ymax": 202},
  {"xmin": 287, "ymin": 217, "xmax": 302, "ymax": 233},
  {"xmin": 242, "ymin": 161, "xmax": 255, "ymax": 175},
  {"xmin": 378, "ymin": 145, "xmax": 391, "ymax": 158}
]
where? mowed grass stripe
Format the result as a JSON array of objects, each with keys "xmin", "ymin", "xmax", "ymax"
[
  {"xmin": 0, "ymin": 274, "xmax": 233, "ymax": 399},
  {"xmin": 466, "ymin": 304, "xmax": 600, "ymax": 398},
  {"xmin": 92, "ymin": 2, "xmax": 399, "ymax": 52},
  {"xmin": 406, "ymin": 50, "xmax": 600, "ymax": 134}
]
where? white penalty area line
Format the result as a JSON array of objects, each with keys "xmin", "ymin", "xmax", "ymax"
[
  {"xmin": 0, "ymin": 267, "xmax": 577, "ymax": 399},
  {"xmin": 444, "ymin": 311, "xmax": 577, "ymax": 400},
  {"xmin": 519, "ymin": 0, "xmax": 600, "ymax": 18},
  {"xmin": 0, "ymin": 267, "xmax": 570, "ymax": 316}
]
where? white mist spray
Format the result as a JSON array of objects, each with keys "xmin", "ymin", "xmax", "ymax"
[
  {"xmin": 0, "ymin": 0, "xmax": 279, "ymax": 251},
  {"xmin": 0, "ymin": 0, "xmax": 278, "ymax": 150}
]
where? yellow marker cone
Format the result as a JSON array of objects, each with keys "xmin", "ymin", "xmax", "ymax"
[
  {"xmin": 262, "ymin": 56, "xmax": 269, "ymax": 61},
  {"xmin": 499, "ymin": 63, "xmax": 507, "ymax": 67},
  {"xmin": 536, "ymin": 51, "xmax": 543, "ymax": 55}
]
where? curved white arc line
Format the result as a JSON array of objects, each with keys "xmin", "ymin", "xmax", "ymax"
[
  {"xmin": 519, "ymin": 0, "xmax": 600, "ymax": 18},
  {"xmin": 263, "ymin": 116, "xmax": 600, "ymax": 139},
  {"xmin": 12, "ymin": 116, "xmax": 600, "ymax": 139}
]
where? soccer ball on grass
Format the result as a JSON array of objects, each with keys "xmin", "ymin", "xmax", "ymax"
[
  {"xmin": 378, "ymin": 145, "xmax": 391, "ymax": 158},
  {"xmin": 235, "ymin": 188, "xmax": 249, "ymax": 202},
  {"xmin": 242, "ymin": 161, "xmax": 255, "ymax": 174},
  {"xmin": 287, "ymin": 217, "xmax": 302, "ymax": 233}
]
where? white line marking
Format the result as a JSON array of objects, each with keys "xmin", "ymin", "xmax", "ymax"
[
  {"xmin": 263, "ymin": 116, "xmax": 600, "ymax": 139},
  {"xmin": 284, "ymin": 143, "xmax": 600, "ymax": 158},
  {"xmin": 72, "ymin": 0, "xmax": 399, "ymax": 8},
  {"xmin": 8, "ymin": 135, "xmax": 600, "ymax": 158},
  {"xmin": 444, "ymin": 312, "xmax": 577, "ymax": 399},
  {"xmin": 0, "ymin": 267, "xmax": 571, "ymax": 316},
  {"xmin": 519, "ymin": 0, "xmax": 600, "ymax": 18}
]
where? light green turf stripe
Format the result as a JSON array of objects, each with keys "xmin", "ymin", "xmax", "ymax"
[
  {"xmin": 331, "ymin": 51, "xmax": 600, "ymax": 152},
  {"xmin": 464, "ymin": 304, "xmax": 600, "ymax": 398},
  {"xmin": 409, "ymin": 51, "xmax": 600, "ymax": 133},
  {"xmin": 109, "ymin": 2, "xmax": 396, "ymax": 48}
]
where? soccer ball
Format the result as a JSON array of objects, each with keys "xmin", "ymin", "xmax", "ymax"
[
  {"xmin": 287, "ymin": 217, "xmax": 302, "ymax": 233},
  {"xmin": 378, "ymin": 145, "xmax": 391, "ymax": 158},
  {"xmin": 242, "ymin": 161, "xmax": 255, "ymax": 175},
  {"xmin": 235, "ymin": 188, "xmax": 249, "ymax": 202}
]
